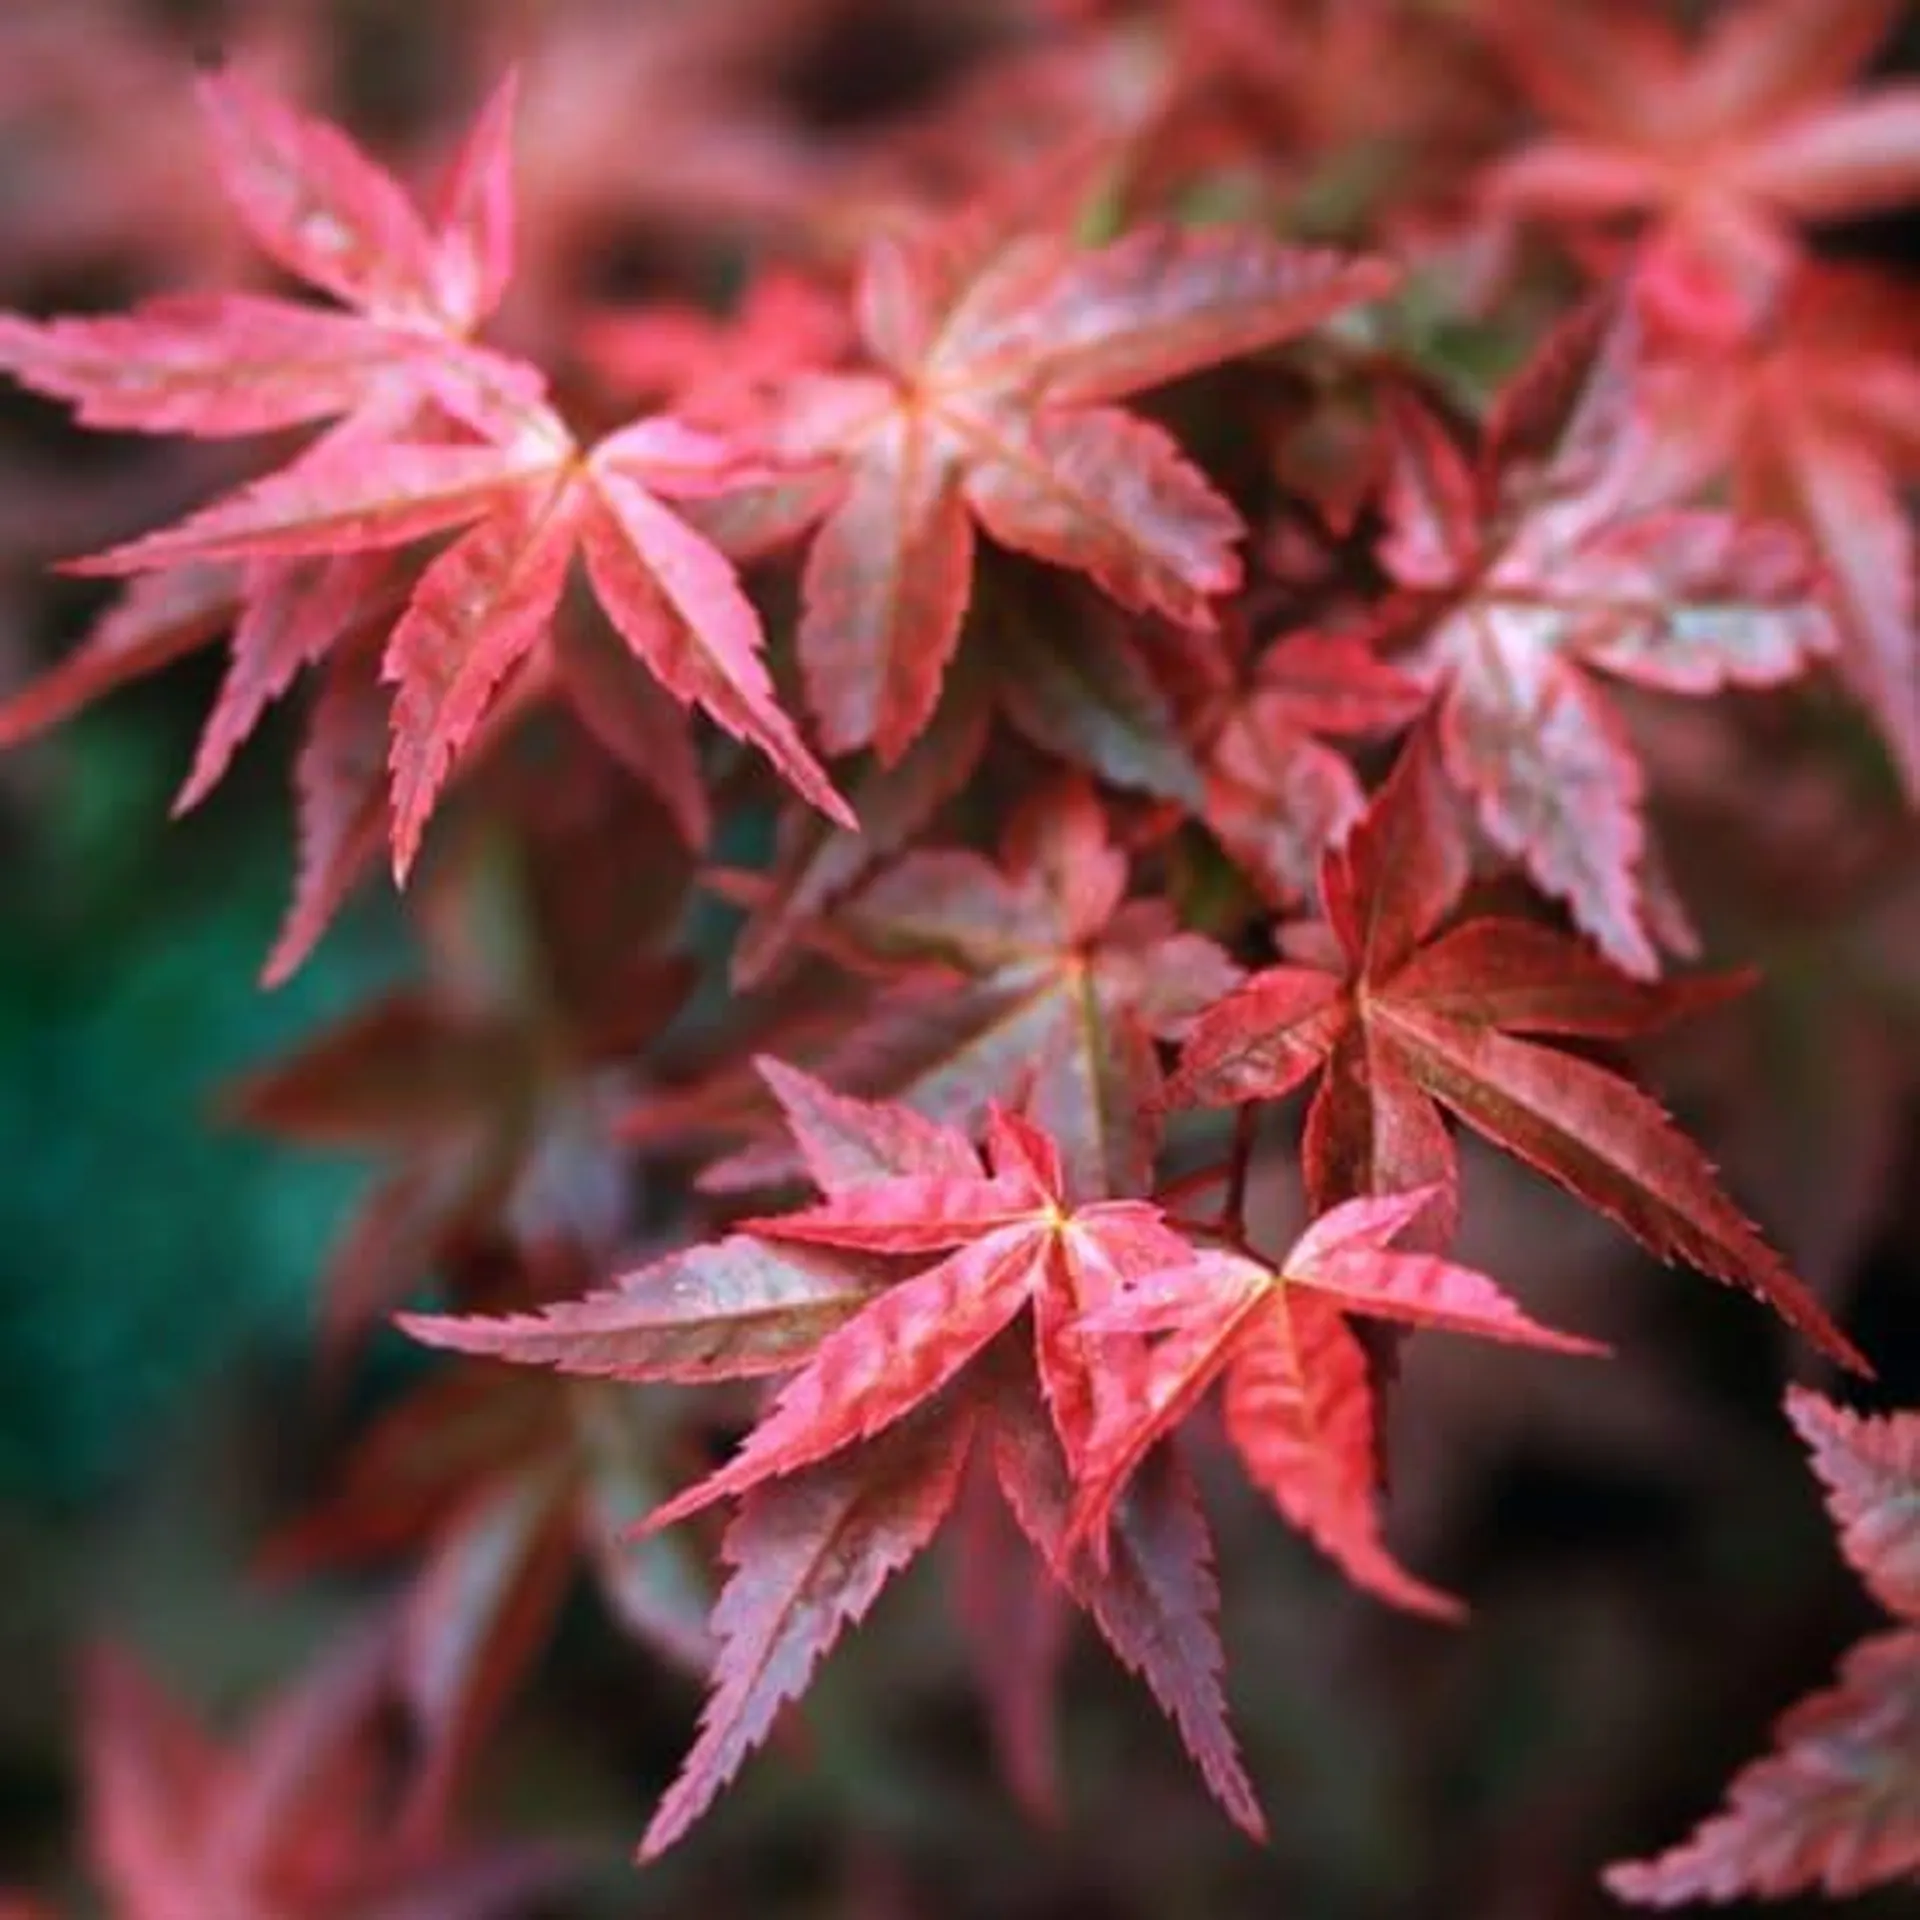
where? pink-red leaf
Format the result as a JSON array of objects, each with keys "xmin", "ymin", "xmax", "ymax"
[
  {"xmin": 638, "ymin": 1398, "xmax": 975, "ymax": 1861},
  {"xmin": 756, "ymin": 1057, "xmax": 982, "ymax": 1190},
  {"xmin": 383, "ymin": 480, "xmax": 580, "ymax": 880},
  {"xmin": 1605, "ymin": 1626, "xmax": 1920, "ymax": 1904},
  {"xmin": 196, "ymin": 69, "xmax": 439, "ymax": 325},
  {"xmin": 641, "ymin": 1230, "xmax": 1042, "ymax": 1532},
  {"xmin": 0, "ymin": 565, "xmax": 234, "ymax": 750},
  {"xmin": 176, "ymin": 553, "xmax": 392, "ymax": 814},
  {"xmin": 795, "ymin": 416, "xmax": 973, "ymax": 762},
  {"xmin": 263, "ymin": 643, "xmax": 390, "ymax": 986},
  {"xmin": 0, "ymin": 298, "xmax": 436, "ymax": 436},
  {"xmin": 578, "ymin": 462, "xmax": 852, "ymax": 828},
  {"xmin": 766, "ymin": 215, "xmax": 1392, "ymax": 761},
  {"xmin": 961, "ymin": 404, "xmax": 1242, "ymax": 627},
  {"xmin": 399, "ymin": 1235, "xmax": 881, "ymax": 1385},
  {"xmin": 1786, "ymin": 1389, "xmax": 1920, "ymax": 1621},
  {"xmin": 991, "ymin": 1392, "xmax": 1265, "ymax": 1839}
]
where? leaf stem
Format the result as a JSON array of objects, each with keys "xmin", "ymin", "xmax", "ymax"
[{"xmin": 1223, "ymin": 1104, "xmax": 1257, "ymax": 1235}]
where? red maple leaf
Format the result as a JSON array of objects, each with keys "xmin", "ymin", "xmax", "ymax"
[
  {"xmin": 0, "ymin": 66, "xmax": 521, "ymax": 435},
  {"xmin": 406, "ymin": 1062, "xmax": 1264, "ymax": 1854},
  {"xmin": 264, "ymin": 1360, "xmax": 715, "ymax": 1834},
  {"xmin": 229, "ymin": 753, "xmax": 694, "ymax": 1349},
  {"xmin": 266, "ymin": 634, "xmax": 404, "ymax": 985},
  {"xmin": 712, "ymin": 777, "xmax": 1241, "ymax": 1199},
  {"xmin": 1198, "ymin": 620, "xmax": 1428, "ymax": 907},
  {"xmin": 722, "ymin": 655, "xmax": 994, "ymax": 991},
  {"xmin": 1483, "ymin": 0, "xmax": 1920, "ymax": 328},
  {"xmin": 1607, "ymin": 1388, "xmax": 1920, "ymax": 1903},
  {"xmin": 636, "ymin": 1072, "xmax": 1201, "ymax": 1530},
  {"xmin": 1641, "ymin": 262, "xmax": 1920, "ymax": 796},
  {"xmin": 740, "ymin": 197, "xmax": 1396, "ymax": 761},
  {"xmin": 72, "ymin": 1624, "xmax": 569, "ymax": 1920},
  {"xmin": 0, "ymin": 121, "xmax": 477, "ymax": 817},
  {"xmin": 0, "ymin": 71, "xmax": 850, "ymax": 882},
  {"xmin": 67, "ymin": 380, "xmax": 849, "ymax": 878},
  {"xmin": 1169, "ymin": 730, "xmax": 1866, "ymax": 1371},
  {"xmin": 1377, "ymin": 301, "xmax": 1834, "ymax": 974},
  {"xmin": 1071, "ymin": 1184, "xmax": 1603, "ymax": 1614}
]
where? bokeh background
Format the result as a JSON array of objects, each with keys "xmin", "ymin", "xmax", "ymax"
[{"xmin": 1, "ymin": 3, "xmax": 1916, "ymax": 1915}]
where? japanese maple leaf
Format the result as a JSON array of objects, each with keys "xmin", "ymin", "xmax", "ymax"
[
  {"xmin": 263, "ymin": 635, "xmax": 407, "ymax": 986},
  {"xmin": 1200, "ymin": 623, "xmax": 1428, "ymax": 907},
  {"xmin": 1071, "ymin": 1185, "xmax": 1602, "ymax": 1613},
  {"xmin": 0, "ymin": 55, "xmax": 526, "ymax": 768},
  {"xmin": 713, "ymin": 778, "xmax": 1240, "ymax": 1199},
  {"xmin": 721, "ymin": 654, "xmax": 994, "ymax": 991},
  {"xmin": 0, "ymin": 66, "xmax": 519, "ymax": 437},
  {"xmin": 720, "ymin": 570, "xmax": 1238, "ymax": 1002},
  {"xmin": 1169, "ymin": 731, "xmax": 1867, "ymax": 1371},
  {"xmin": 0, "ymin": 71, "xmax": 849, "ymax": 879},
  {"xmin": 1641, "ymin": 262, "xmax": 1920, "ymax": 796},
  {"xmin": 408, "ymin": 1063, "xmax": 1263, "ymax": 1853},
  {"xmin": 1379, "ymin": 301, "xmax": 1834, "ymax": 974},
  {"xmin": 1607, "ymin": 1388, "xmax": 1920, "ymax": 1904},
  {"xmin": 74, "ymin": 1625, "xmax": 569, "ymax": 1920},
  {"xmin": 229, "ymin": 760, "xmax": 695, "ymax": 1349},
  {"xmin": 264, "ymin": 1361, "xmax": 715, "ymax": 1832},
  {"xmin": 1482, "ymin": 0, "xmax": 1920, "ymax": 326},
  {"xmin": 634, "ymin": 1075, "xmax": 1208, "ymax": 1530},
  {"xmin": 66, "ymin": 373, "xmax": 849, "ymax": 877},
  {"xmin": 750, "ymin": 202, "xmax": 1396, "ymax": 761}
]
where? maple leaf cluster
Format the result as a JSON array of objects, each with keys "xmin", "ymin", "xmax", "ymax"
[
  {"xmin": 1607, "ymin": 1390, "xmax": 1920, "ymax": 1904},
  {"xmin": 1, "ymin": 0, "xmax": 1916, "ymax": 1909}
]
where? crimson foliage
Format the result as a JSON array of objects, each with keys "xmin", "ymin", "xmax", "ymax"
[{"xmin": 1, "ymin": 1, "xmax": 1916, "ymax": 1910}]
